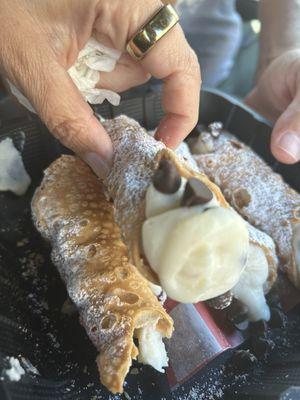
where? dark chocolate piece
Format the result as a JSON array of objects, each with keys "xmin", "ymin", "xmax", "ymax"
[
  {"xmin": 181, "ymin": 178, "xmax": 213, "ymax": 207},
  {"xmin": 231, "ymin": 350, "xmax": 257, "ymax": 373},
  {"xmin": 152, "ymin": 159, "xmax": 181, "ymax": 194},
  {"xmin": 226, "ymin": 299, "xmax": 248, "ymax": 325},
  {"xmin": 251, "ymin": 337, "xmax": 275, "ymax": 361},
  {"xmin": 269, "ymin": 308, "xmax": 288, "ymax": 329}
]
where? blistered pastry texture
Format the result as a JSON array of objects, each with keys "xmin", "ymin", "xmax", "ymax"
[
  {"xmin": 102, "ymin": 116, "xmax": 228, "ymax": 279},
  {"xmin": 247, "ymin": 222, "xmax": 278, "ymax": 291},
  {"xmin": 193, "ymin": 131, "xmax": 300, "ymax": 288},
  {"xmin": 31, "ymin": 155, "xmax": 173, "ymax": 394}
]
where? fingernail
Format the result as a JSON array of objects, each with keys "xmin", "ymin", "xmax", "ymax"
[
  {"xmin": 83, "ymin": 152, "xmax": 110, "ymax": 179},
  {"xmin": 276, "ymin": 131, "xmax": 300, "ymax": 162}
]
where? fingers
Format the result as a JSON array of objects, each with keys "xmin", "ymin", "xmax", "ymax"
[
  {"xmin": 247, "ymin": 88, "xmax": 300, "ymax": 164},
  {"xmin": 141, "ymin": 25, "xmax": 201, "ymax": 148},
  {"xmin": 244, "ymin": 88, "xmax": 278, "ymax": 123},
  {"xmin": 20, "ymin": 57, "xmax": 113, "ymax": 178},
  {"xmin": 270, "ymin": 95, "xmax": 300, "ymax": 164},
  {"xmin": 94, "ymin": 1, "xmax": 201, "ymax": 148},
  {"xmin": 97, "ymin": 53, "xmax": 151, "ymax": 92}
]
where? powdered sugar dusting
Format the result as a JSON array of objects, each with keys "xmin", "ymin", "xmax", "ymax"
[
  {"xmin": 247, "ymin": 222, "xmax": 278, "ymax": 290},
  {"xmin": 103, "ymin": 116, "xmax": 164, "ymax": 252},
  {"xmin": 103, "ymin": 115, "xmax": 198, "ymax": 253},
  {"xmin": 193, "ymin": 131, "xmax": 300, "ymax": 287},
  {"xmin": 31, "ymin": 155, "xmax": 173, "ymax": 394}
]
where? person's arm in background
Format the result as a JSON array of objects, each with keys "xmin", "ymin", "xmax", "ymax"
[
  {"xmin": 0, "ymin": 0, "xmax": 200, "ymax": 177},
  {"xmin": 246, "ymin": 0, "xmax": 300, "ymax": 164}
]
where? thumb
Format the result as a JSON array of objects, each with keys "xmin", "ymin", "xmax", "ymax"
[
  {"xmin": 244, "ymin": 88, "xmax": 278, "ymax": 123},
  {"xmin": 270, "ymin": 96, "xmax": 300, "ymax": 164},
  {"xmin": 26, "ymin": 61, "xmax": 113, "ymax": 178}
]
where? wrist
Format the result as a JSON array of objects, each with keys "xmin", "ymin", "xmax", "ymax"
[{"xmin": 258, "ymin": 0, "xmax": 300, "ymax": 78}]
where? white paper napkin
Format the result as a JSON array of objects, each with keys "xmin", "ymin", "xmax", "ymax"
[{"xmin": 8, "ymin": 37, "xmax": 121, "ymax": 113}]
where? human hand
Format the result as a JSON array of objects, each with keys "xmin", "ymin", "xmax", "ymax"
[
  {"xmin": 0, "ymin": 0, "xmax": 200, "ymax": 177},
  {"xmin": 245, "ymin": 49, "xmax": 300, "ymax": 164}
]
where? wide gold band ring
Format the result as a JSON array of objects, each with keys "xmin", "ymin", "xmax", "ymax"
[{"xmin": 126, "ymin": 4, "xmax": 179, "ymax": 60}]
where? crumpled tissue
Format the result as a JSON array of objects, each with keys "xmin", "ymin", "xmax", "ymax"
[{"xmin": 8, "ymin": 37, "xmax": 121, "ymax": 113}]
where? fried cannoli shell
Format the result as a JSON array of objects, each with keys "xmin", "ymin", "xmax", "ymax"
[
  {"xmin": 193, "ymin": 130, "xmax": 300, "ymax": 288},
  {"xmin": 31, "ymin": 155, "xmax": 173, "ymax": 394},
  {"xmin": 247, "ymin": 223, "xmax": 278, "ymax": 292},
  {"xmin": 102, "ymin": 116, "xmax": 229, "ymax": 281}
]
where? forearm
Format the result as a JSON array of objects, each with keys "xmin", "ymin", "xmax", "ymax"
[{"xmin": 258, "ymin": 0, "xmax": 300, "ymax": 76}]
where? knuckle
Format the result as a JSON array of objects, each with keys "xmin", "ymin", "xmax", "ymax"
[
  {"xmin": 185, "ymin": 49, "xmax": 201, "ymax": 81},
  {"xmin": 50, "ymin": 117, "xmax": 91, "ymax": 153}
]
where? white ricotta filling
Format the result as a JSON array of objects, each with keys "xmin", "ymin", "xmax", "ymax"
[
  {"xmin": 232, "ymin": 244, "xmax": 270, "ymax": 322},
  {"xmin": 137, "ymin": 325, "xmax": 168, "ymax": 373},
  {"xmin": 143, "ymin": 203, "xmax": 249, "ymax": 303}
]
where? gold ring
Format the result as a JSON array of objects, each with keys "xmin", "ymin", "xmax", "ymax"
[{"xmin": 126, "ymin": 4, "xmax": 179, "ymax": 60}]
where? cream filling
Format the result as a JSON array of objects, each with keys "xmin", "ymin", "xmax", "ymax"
[
  {"xmin": 145, "ymin": 179, "xmax": 187, "ymax": 219},
  {"xmin": 137, "ymin": 325, "xmax": 168, "ymax": 372},
  {"xmin": 146, "ymin": 178, "xmax": 219, "ymax": 219},
  {"xmin": 142, "ymin": 206, "xmax": 249, "ymax": 303},
  {"xmin": 232, "ymin": 244, "xmax": 270, "ymax": 322}
]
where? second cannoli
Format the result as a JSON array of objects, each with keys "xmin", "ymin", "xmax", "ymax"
[{"xmin": 192, "ymin": 125, "xmax": 300, "ymax": 289}]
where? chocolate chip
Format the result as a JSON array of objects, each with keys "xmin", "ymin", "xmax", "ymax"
[
  {"xmin": 152, "ymin": 159, "xmax": 181, "ymax": 194},
  {"xmin": 231, "ymin": 350, "xmax": 257, "ymax": 373},
  {"xmin": 269, "ymin": 308, "xmax": 287, "ymax": 329},
  {"xmin": 251, "ymin": 337, "xmax": 275, "ymax": 361},
  {"xmin": 227, "ymin": 300, "xmax": 248, "ymax": 325},
  {"xmin": 181, "ymin": 178, "xmax": 213, "ymax": 207},
  {"xmin": 248, "ymin": 320, "xmax": 268, "ymax": 338}
]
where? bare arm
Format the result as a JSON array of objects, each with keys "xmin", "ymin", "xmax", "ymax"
[
  {"xmin": 245, "ymin": 0, "xmax": 300, "ymax": 164},
  {"xmin": 258, "ymin": 0, "xmax": 300, "ymax": 76}
]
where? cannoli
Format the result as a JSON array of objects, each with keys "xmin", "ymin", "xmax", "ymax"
[
  {"xmin": 31, "ymin": 155, "xmax": 173, "ymax": 394},
  {"xmin": 102, "ymin": 116, "xmax": 250, "ymax": 304},
  {"xmin": 192, "ymin": 125, "xmax": 300, "ymax": 289}
]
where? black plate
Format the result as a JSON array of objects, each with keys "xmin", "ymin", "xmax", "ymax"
[{"xmin": 0, "ymin": 87, "xmax": 300, "ymax": 400}]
